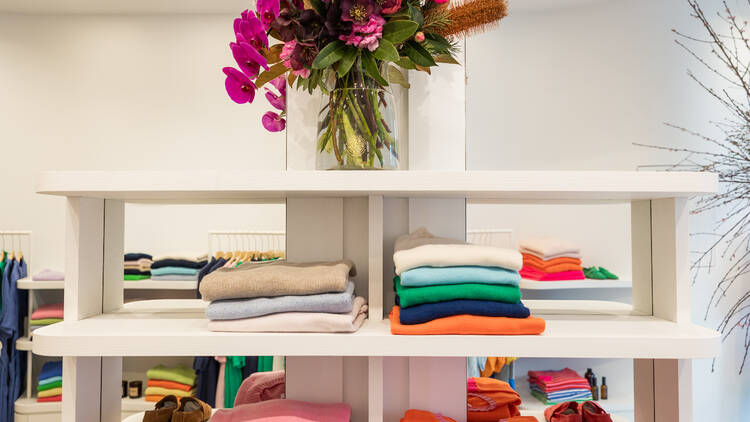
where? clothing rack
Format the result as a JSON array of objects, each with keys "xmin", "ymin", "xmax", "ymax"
[
  {"xmin": 0, "ymin": 231, "xmax": 32, "ymax": 274},
  {"xmin": 207, "ymin": 231, "xmax": 286, "ymax": 258}
]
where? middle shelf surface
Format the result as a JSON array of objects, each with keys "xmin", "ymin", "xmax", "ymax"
[{"xmin": 31, "ymin": 300, "xmax": 719, "ymax": 358}]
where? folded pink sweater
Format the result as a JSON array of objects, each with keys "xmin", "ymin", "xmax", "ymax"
[
  {"xmin": 234, "ymin": 370, "xmax": 285, "ymax": 407},
  {"xmin": 520, "ymin": 267, "xmax": 584, "ymax": 281},
  {"xmin": 31, "ymin": 303, "xmax": 64, "ymax": 320},
  {"xmin": 210, "ymin": 399, "xmax": 351, "ymax": 421}
]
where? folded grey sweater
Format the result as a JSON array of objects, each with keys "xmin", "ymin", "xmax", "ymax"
[
  {"xmin": 199, "ymin": 260, "xmax": 356, "ymax": 302},
  {"xmin": 206, "ymin": 282, "xmax": 355, "ymax": 320}
]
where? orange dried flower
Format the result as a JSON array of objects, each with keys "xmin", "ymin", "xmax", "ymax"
[{"xmin": 440, "ymin": 0, "xmax": 508, "ymax": 38}]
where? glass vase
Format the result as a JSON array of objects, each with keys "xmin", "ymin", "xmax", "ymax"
[{"xmin": 316, "ymin": 59, "xmax": 402, "ymax": 170}]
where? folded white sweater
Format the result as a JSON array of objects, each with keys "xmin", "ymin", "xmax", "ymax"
[
  {"xmin": 520, "ymin": 237, "xmax": 581, "ymax": 260},
  {"xmin": 393, "ymin": 228, "xmax": 522, "ymax": 275}
]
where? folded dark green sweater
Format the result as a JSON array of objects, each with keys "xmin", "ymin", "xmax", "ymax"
[{"xmin": 394, "ymin": 277, "xmax": 521, "ymax": 308}]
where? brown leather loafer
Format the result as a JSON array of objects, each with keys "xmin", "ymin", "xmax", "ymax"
[
  {"xmin": 142, "ymin": 395, "xmax": 178, "ymax": 422},
  {"xmin": 171, "ymin": 397, "xmax": 212, "ymax": 422}
]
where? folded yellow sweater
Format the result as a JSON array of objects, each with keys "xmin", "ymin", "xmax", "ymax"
[
  {"xmin": 38, "ymin": 387, "xmax": 62, "ymax": 398},
  {"xmin": 144, "ymin": 386, "xmax": 196, "ymax": 398}
]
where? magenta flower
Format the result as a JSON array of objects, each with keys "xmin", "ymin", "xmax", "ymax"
[
  {"xmin": 257, "ymin": 0, "xmax": 280, "ymax": 30},
  {"xmin": 223, "ymin": 67, "xmax": 256, "ymax": 104},
  {"xmin": 262, "ymin": 111, "xmax": 286, "ymax": 132},
  {"xmin": 265, "ymin": 76, "xmax": 287, "ymax": 111},
  {"xmin": 234, "ymin": 11, "xmax": 268, "ymax": 50},
  {"xmin": 381, "ymin": 0, "xmax": 401, "ymax": 14},
  {"xmin": 230, "ymin": 41, "xmax": 269, "ymax": 79},
  {"xmin": 270, "ymin": 75, "xmax": 286, "ymax": 98}
]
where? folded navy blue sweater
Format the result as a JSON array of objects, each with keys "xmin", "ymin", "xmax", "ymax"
[
  {"xmin": 398, "ymin": 299, "xmax": 531, "ymax": 325},
  {"xmin": 151, "ymin": 259, "xmax": 208, "ymax": 270}
]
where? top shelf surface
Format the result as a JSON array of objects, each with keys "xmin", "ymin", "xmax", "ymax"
[{"xmin": 36, "ymin": 170, "xmax": 717, "ymax": 203}]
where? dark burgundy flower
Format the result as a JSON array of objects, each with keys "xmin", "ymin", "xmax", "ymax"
[
  {"xmin": 341, "ymin": 0, "xmax": 381, "ymax": 24},
  {"xmin": 289, "ymin": 41, "xmax": 318, "ymax": 72},
  {"xmin": 271, "ymin": 8, "xmax": 299, "ymax": 42}
]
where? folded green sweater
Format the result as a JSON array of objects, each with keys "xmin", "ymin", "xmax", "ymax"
[
  {"xmin": 38, "ymin": 380, "xmax": 62, "ymax": 391},
  {"xmin": 146, "ymin": 364, "xmax": 197, "ymax": 386},
  {"xmin": 394, "ymin": 277, "xmax": 521, "ymax": 308},
  {"xmin": 30, "ymin": 318, "xmax": 63, "ymax": 326}
]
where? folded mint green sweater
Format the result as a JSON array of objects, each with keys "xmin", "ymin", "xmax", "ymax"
[{"xmin": 394, "ymin": 277, "xmax": 521, "ymax": 308}]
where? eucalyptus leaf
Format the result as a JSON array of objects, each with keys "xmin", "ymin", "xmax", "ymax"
[
  {"xmin": 382, "ymin": 20, "xmax": 419, "ymax": 44},
  {"xmin": 403, "ymin": 41, "xmax": 437, "ymax": 67},
  {"xmin": 312, "ymin": 41, "xmax": 348, "ymax": 69},
  {"xmin": 387, "ymin": 65, "xmax": 410, "ymax": 89},
  {"xmin": 361, "ymin": 51, "xmax": 389, "ymax": 86},
  {"xmin": 336, "ymin": 48, "xmax": 359, "ymax": 77},
  {"xmin": 373, "ymin": 38, "xmax": 400, "ymax": 62}
]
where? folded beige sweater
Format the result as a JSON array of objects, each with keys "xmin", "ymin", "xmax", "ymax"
[{"xmin": 199, "ymin": 260, "xmax": 356, "ymax": 302}]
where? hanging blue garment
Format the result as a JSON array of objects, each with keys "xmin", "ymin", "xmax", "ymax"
[
  {"xmin": 0, "ymin": 257, "xmax": 28, "ymax": 421},
  {"xmin": 193, "ymin": 356, "xmax": 219, "ymax": 407},
  {"xmin": 0, "ymin": 257, "xmax": 15, "ymax": 420},
  {"xmin": 11, "ymin": 258, "xmax": 28, "ymax": 416}
]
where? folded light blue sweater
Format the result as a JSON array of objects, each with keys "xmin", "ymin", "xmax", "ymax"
[
  {"xmin": 399, "ymin": 266, "xmax": 520, "ymax": 287},
  {"xmin": 206, "ymin": 281, "xmax": 356, "ymax": 320},
  {"xmin": 151, "ymin": 266, "xmax": 199, "ymax": 276}
]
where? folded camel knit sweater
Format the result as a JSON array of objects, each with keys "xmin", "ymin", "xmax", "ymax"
[
  {"xmin": 207, "ymin": 282, "xmax": 355, "ymax": 320},
  {"xmin": 200, "ymin": 260, "xmax": 356, "ymax": 302},
  {"xmin": 400, "ymin": 265, "xmax": 520, "ymax": 287},
  {"xmin": 208, "ymin": 297, "xmax": 367, "ymax": 333},
  {"xmin": 394, "ymin": 228, "xmax": 522, "ymax": 275},
  {"xmin": 389, "ymin": 307, "xmax": 545, "ymax": 335},
  {"xmin": 394, "ymin": 277, "xmax": 521, "ymax": 308}
]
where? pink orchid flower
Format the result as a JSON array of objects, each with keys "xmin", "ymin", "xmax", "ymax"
[
  {"xmin": 223, "ymin": 67, "xmax": 256, "ymax": 104},
  {"xmin": 265, "ymin": 76, "xmax": 287, "ymax": 111},
  {"xmin": 234, "ymin": 10, "xmax": 268, "ymax": 49},
  {"xmin": 262, "ymin": 111, "xmax": 286, "ymax": 132},
  {"xmin": 257, "ymin": 0, "xmax": 280, "ymax": 30},
  {"xmin": 230, "ymin": 41, "xmax": 269, "ymax": 79}
]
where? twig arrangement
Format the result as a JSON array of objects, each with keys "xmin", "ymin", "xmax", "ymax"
[{"xmin": 638, "ymin": 0, "xmax": 750, "ymax": 374}]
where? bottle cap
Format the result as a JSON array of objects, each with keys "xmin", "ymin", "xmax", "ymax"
[{"xmin": 602, "ymin": 376, "xmax": 606, "ymax": 384}]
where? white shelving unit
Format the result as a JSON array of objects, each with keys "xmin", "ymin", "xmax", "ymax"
[
  {"xmin": 18, "ymin": 278, "xmax": 198, "ymax": 291},
  {"xmin": 519, "ymin": 279, "xmax": 633, "ymax": 290},
  {"xmin": 31, "ymin": 169, "xmax": 718, "ymax": 422}
]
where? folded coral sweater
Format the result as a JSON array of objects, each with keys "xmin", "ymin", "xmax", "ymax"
[
  {"xmin": 209, "ymin": 399, "xmax": 351, "ymax": 422},
  {"xmin": 146, "ymin": 365, "xmax": 197, "ymax": 386},
  {"xmin": 398, "ymin": 299, "xmax": 530, "ymax": 325},
  {"xmin": 206, "ymin": 282, "xmax": 355, "ymax": 320},
  {"xmin": 30, "ymin": 303, "xmax": 63, "ymax": 320},
  {"xmin": 520, "ymin": 267, "xmax": 585, "ymax": 281},
  {"xmin": 401, "ymin": 409, "xmax": 458, "ymax": 422},
  {"xmin": 200, "ymin": 260, "xmax": 355, "ymax": 302},
  {"xmin": 394, "ymin": 228, "xmax": 522, "ymax": 275},
  {"xmin": 37, "ymin": 395, "xmax": 61, "ymax": 403},
  {"xmin": 400, "ymin": 266, "xmax": 520, "ymax": 287},
  {"xmin": 147, "ymin": 379, "xmax": 194, "ymax": 392},
  {"xmin": 520, "ymin": 237, "xmax": 581, "ymax": 260},
  {"xmin": 389, "ymin": 307, "xmax": 545, "ymax": 335},
  {"xmin": 521, "ymin": 254, "xmax": 582, "ymax": 273},
  {"xmin": 208, "ymin": 297, "xmax": 367, "ymax": 333},
  {"xmin": 394, "ymin": 277, "xmax": 521, "ymax": 308}
]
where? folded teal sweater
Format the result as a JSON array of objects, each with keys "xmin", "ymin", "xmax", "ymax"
[{"xmin": 399, "ymin": 265, "xmax": 520, "ymax": 287}]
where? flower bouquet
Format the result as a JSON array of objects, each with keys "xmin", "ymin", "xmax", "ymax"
[{"xmin": 223, "ymin": 0, "xmax": 507, "ymax": 169}]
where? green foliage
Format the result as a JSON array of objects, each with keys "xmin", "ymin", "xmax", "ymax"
[
  {"xmin": 373, "ymin": 38, "xmax": 400, "ymax": 62},
  {"xmin": 361, "ymin": 51, "xmax": 389, "ymax": 86},
  {"xmin": 387, "ymin": 65, "xmax": 410, "ymax": 88},
  {"xmin": 336, "ymin": 48, "xmax": 360, "ymax": 77},
  {"xmin": 402, "ymin": 41, "xmax": 437, "ymax": 67},
  {"xmin": 382, "ymin": 20, "xmax": 419, "ymax": 44},
  {"xmin": 312, "ymin": 41, "xmax": 348, "ymax": 69}
]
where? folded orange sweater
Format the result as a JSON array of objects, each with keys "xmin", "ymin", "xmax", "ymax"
[
  {"xmin": 401, "ymin": 409, "xmax": 458, "ymax": 422},
  {"xmin": 467, "ymin": 377, "xmax": 522, "ymax": 422},
  {"xmin": 147, "ymin": 379, "xmax": 194, "ymax": 392},
  {"xmin": 389, "ymin": 307, "xmax": 545, "ymax": 335},
  {"xmin": 145, "ymin": 395, "xmax": 165, "ymax": 402},
  {"xmin": 522, "ymin": 254, "xmax": 582, "ymax": 273}
]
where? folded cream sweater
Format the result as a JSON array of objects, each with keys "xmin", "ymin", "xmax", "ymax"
[
  {"xmin": 207, "ymin": 297, "xmax": 368, "ymax": 333},
  {"xmin": 199, "ymin": 260, "xmax": 356, "ymax": 301},
  {"xmin": 520, "ymin": 237, "xmax": 581, "ymax": 260},
  {"xmin": 394, "ymin": 228, "xmax": 522, "ymax": 275}
]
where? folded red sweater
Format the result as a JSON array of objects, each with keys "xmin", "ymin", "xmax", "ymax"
[{"xmin": 389, "ymin": 307, "xmax": 545, "ymax": 335}]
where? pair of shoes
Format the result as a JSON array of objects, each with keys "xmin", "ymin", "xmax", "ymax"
[
  {"xmin": 143, "ymin": 395, "xmax": 212, "ymax": 422},
  {"xmin": 544, "ymin": 401, "xmax": 612, "ymax": 422},
  {"xmin": 583, "ymin": 267, "xmax": 618, "ymax": 280}
]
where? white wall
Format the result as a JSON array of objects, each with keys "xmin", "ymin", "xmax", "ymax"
[
  {"xmin": 465, "ymin": 0, "xmax": 749, "ymax": 420},
  {"xmin": 0, "ymin": 13, "xmax": 286, "ymax": 270}
]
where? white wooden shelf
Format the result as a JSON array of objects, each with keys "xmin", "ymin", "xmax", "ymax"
[
  {"xmin": 520, "ymin": 279, "xmax": 633, "ymax": 290},
  {"xmin": 15, "ymin": 396, "xmax": 154, "ymax": 414},
  {"xmin": 124, "ymin": 279, "xmax": 198, "ymax": 290},
  {"xmin": 30, "ymin": 300, "xmax": 718, "ymax": 358},
  {"xmin": 36, "ymin": 170, "xmax": 716, "ymax": 203},
  {"xmin": 17, "ymin": 278, "xmax": 64, "ymax": 290},
  {"xmin": 122, "ymin": 397, "xmax": 155, "ymax": 412},
  {"xmin": 16, "ymin": 337, "xmax": 32, "ymax": 351}
]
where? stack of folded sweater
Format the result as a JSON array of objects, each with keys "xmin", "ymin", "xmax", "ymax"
[
  {"xmin": 125, "ymin": 253, "xmax": 153, "ymax": 281},
  {"xmin": 145, "ymin": 364, "xmax": 198, "ymax": 402},
  {"xmin": 519, "ymin": 238, "xmax": 584, "ymax": 281},
  {"xmin": 32, "ymin": 269, "xmax": 64, "ymax": 281},
  {"xmin": 467, "ymin": 377, "xmax": 529, "ymax": 422},
  {"xmin": 201, "ymin": 260, "xmax": 368, "ymax": 333},
  {"xmin": 30, "ymin": 303, "xmax": 63, "ymax": 334},
  {"xmin": 151, "ymin": 255, "xmax": 208, "ymax": 281},
  {"xmin": 389, "ymin": 228, "xmax": 545, "ymax": 335},
  {"xmin": 527, "ymin": 368, "xmax": 592, "ymax": 405},
  {"xmin": 37, "ymin": 361, "xmax": 62, "ymax": 402}
]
